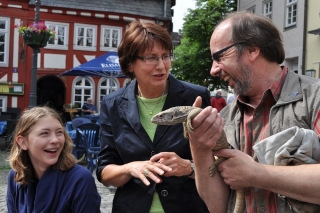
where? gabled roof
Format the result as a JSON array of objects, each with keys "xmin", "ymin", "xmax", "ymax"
[
  {"xmin": 171, "ymin": 31, "xmax": 182, "ymax": 46},
  {"xmin": 29, "ymin": 0, "xmax": 172, "ymax": 20}
]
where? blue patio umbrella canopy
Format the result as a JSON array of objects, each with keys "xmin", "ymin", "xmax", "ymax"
[{"xmin": 59, "ymin": 52, "xmax": 125, "ymax": 78}]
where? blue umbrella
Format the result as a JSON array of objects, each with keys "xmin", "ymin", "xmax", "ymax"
[{"xmin": 59, "ymin": 52, "xmax": 125, "ymax": 78}]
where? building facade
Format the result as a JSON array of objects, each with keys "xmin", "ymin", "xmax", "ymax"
[
  {"xmin": 0, "ymin": 0, "xmax": 175, "ymax": 115},
  {"xmin": 237, "ymin": 0, "xmax": 305, "ymax": 75},
  {"xmin": 306, "ymin": 0, "xmax": 320, "ymax": 78}
]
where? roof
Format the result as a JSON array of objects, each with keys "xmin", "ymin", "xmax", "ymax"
[
  {"xmin": 171, "ymin": 31, "xmax": 182, "ymax": 46},
  {"xmin": 29, "ymin": 0, "xmax": 173, "ymax": 20}
]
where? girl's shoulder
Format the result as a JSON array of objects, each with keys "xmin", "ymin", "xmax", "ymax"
[
  {"xmin": 67, "ymin": 164, "xmax": 95, "ymax": 181},
  {"xmin": 8, "ymin": 169, "xmax": 18, "ymax": 185}
]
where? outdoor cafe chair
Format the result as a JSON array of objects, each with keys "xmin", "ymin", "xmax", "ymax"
[
  {"xmin": 72, "ymin": 129, "xmax": 86, "ymax": 160},
  {"xmin": 76, "ymin": 123, "xmax": 100, "ymax": 173},
  {"xmin": 70, "ymin": 117, "xmax": 91, "ymax": 159},
  {"xmin": 71, "ymin": 117, "xmax": 91, "ymax": 130}
]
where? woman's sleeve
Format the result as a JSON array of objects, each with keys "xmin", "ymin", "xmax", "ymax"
[
  {"xmin": 96, "ymin": 95, "xmax": 123, "ymax": 182},
  {"xmin": 201, "ymin": 88, "xmax": 211, "ymax": 108}
]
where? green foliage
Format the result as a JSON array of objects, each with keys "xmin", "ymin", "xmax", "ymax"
[
  {"xmin": 171, "ymin": 0, "xmax": 237, "ymax": 91},
  {"xmin": 0, "ymin": 165, "xmax": 11, "ymax": 170},
  {"xmin": 0, "ymin": 151, "xmax": 11, "ymax": 170}
]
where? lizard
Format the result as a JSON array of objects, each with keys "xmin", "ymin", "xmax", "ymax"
[{"xmin": 151, "ymin": 106, "xmax": 245, "ymax": 213}]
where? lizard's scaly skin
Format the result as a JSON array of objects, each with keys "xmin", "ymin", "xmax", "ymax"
[{"xmin": 151, "ymin": 106, "xmax": 245, "ymax": 213}]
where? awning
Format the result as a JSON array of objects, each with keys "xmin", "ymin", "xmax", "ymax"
[
  {"xmin": 308, "ymin": 28, "xmax": 320, "ymax": 35},
  {"xmin": 59, "ymin": 52, "xmax": 125, "ymax": 78}
]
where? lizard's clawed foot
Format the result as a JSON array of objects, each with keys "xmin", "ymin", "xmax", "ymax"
[
  {"xmin": 209, "ymin": 165, "xmax": 218, "ymax": 177},
  {"xmin": 209, "ymin": 157, "xmax": 226, "ymax": 177}
]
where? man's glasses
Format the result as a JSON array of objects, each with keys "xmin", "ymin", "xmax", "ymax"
[
  {"xmin": 137, "ymin": 54, "xmax": 174, "ymax": 65},
  {"xmin": 211, "ymin": 44, "xmax": 235, "ymax": 62}
]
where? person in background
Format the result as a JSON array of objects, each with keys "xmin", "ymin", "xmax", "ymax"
[
  {"xmin": 210, "ymin": 90, "xmax": 226, "ymax": 112},
  {"xmin": 96, "ymin": 20, "xmax": 210, "ymax": 212},
  {"xmin": 81, "ymin": 97, "xmax": 96, "ymax": 116},
  {"xmin": 7, "ymin": 106, "xmax": 101, "ymax": 213},
  {"xmin": 189, "ymin": 11, "xmax": 320, "ymax": 212},
  {"xmin": 226, "ymin": 94, "xmax": 235, "ymax": 105}
]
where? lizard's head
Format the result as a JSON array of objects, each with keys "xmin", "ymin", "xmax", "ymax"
[{"xmin": 151, "ymin": 109, "xmax": 177, "ymax": 125}]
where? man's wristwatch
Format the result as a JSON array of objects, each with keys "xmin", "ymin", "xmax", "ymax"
[{"xmin": 187, "ymin": 160, "xmax": 195, "ymax": 177}]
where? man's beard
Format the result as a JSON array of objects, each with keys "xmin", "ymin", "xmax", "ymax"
[{"xmin": 232, "ymin": 60, "xmax": 252, "ymax": 96}]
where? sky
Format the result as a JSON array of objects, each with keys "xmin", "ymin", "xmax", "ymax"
[{"xmin": 172, "ymin": 0, "xmax": 197, "ymax": 32}]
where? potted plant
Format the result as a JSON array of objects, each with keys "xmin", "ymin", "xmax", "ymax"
[
  {"xmin": 15, "ymin": 21, "xmax": 55, "ymax": 48},
  {"xmin": 64, "ymin": 103, "xmax": 79, "ymax": 109}
]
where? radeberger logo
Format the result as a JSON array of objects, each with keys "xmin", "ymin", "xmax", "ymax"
[{"xmin": 101, "ymin": 55, "xmax": 120, "ymax": 68}]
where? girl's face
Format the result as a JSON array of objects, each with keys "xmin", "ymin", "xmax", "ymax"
[{"xmin": 17, "ymin": 115, "xmax": 65, "ymax": 178}]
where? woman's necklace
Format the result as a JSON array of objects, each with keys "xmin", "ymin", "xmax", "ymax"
[
  {"xmin": 138, "ymin": 82, "xmax": 167, "ymax": 115},
  {"xmin": 138, "ymin": 90, "xmax": 165, "ymax": 115}
]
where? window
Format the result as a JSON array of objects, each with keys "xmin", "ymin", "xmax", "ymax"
[
  {"xmin": 72, "ymin": 77, "xmax": 95, "ymax": 109},
  {"xmin": 263, "ymin": 1, "xmax": 272, "ymax": 19},
  {"xmin": 98, "ymin": 78, "xmax": 119, "ymax": 111},
  {"xmin": 123, "ymin": 78, "xmax": 131, "ymax": 87},
  {"xmin": 74, "ymin": 24, "xmax": 97, "ymax": 51},
  {"xmin": 247, "ymin": 6, "xmax": 255, "ymax": 14},
  {"xmin": 46, "ymin": 21, "xmax": 69, "ymax": 50},
  {"xmin": 0, "ymin": 96, "xmax": 7, "ymax": 112},
  {"xmin": 286, "ymin": 0, "xmax": 297, "ymax": 27},
  {"xmin": 100, "ymin": 25, "xmax": 122, "ymax": 51},
  {"xmin": 305, "ymin": 69, "xmax": 315, "ymax": 77},
  {"xmin": 0, "ymin": 17, "xmax": 9, "ymax": 67}
]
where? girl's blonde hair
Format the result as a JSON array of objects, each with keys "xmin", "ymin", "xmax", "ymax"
[{"xmin": 9, "ymin": 106, "xmax": 77, "ymax": 185}]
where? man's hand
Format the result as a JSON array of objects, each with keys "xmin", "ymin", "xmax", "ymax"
[
  {"xmin": 192, "ymin": 96, "xmax": 202, "ymax": 108},
  {"xmin": 214, "ymin": 149, "xmax": 258, "ymax": 190},
  {"xmin": 189, "ymin": 96, "xmax": 224, "ymax": 152}
]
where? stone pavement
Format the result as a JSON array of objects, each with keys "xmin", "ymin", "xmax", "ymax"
[{"xmin": 0, "ymin": 149, "xmax": 115, "ymax": 213}]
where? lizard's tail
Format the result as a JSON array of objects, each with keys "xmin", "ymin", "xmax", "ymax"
[
  {"xmin": 214, "ymin": 132, "xmax": 245, "ymax": 213},
  {"xmin": 233, "ymin": 188, "xmax": 245, "ymax": 213},
  {"xmin": 209, "ymin": 157, "xmax": 245, "ymax": 213}
]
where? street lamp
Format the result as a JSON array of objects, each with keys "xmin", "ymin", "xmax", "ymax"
[{"xmin": 29, "ymin": 0, "xmax": 41, "ymax": 108}]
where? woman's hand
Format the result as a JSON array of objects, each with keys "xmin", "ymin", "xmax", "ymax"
[
  {"xmin": 150, "ymin": 152, "xmax": 192, "ymax": 177},
  {"xmin": 126, "ymin": 160, "xmax": 172, "ymax": 186}
]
